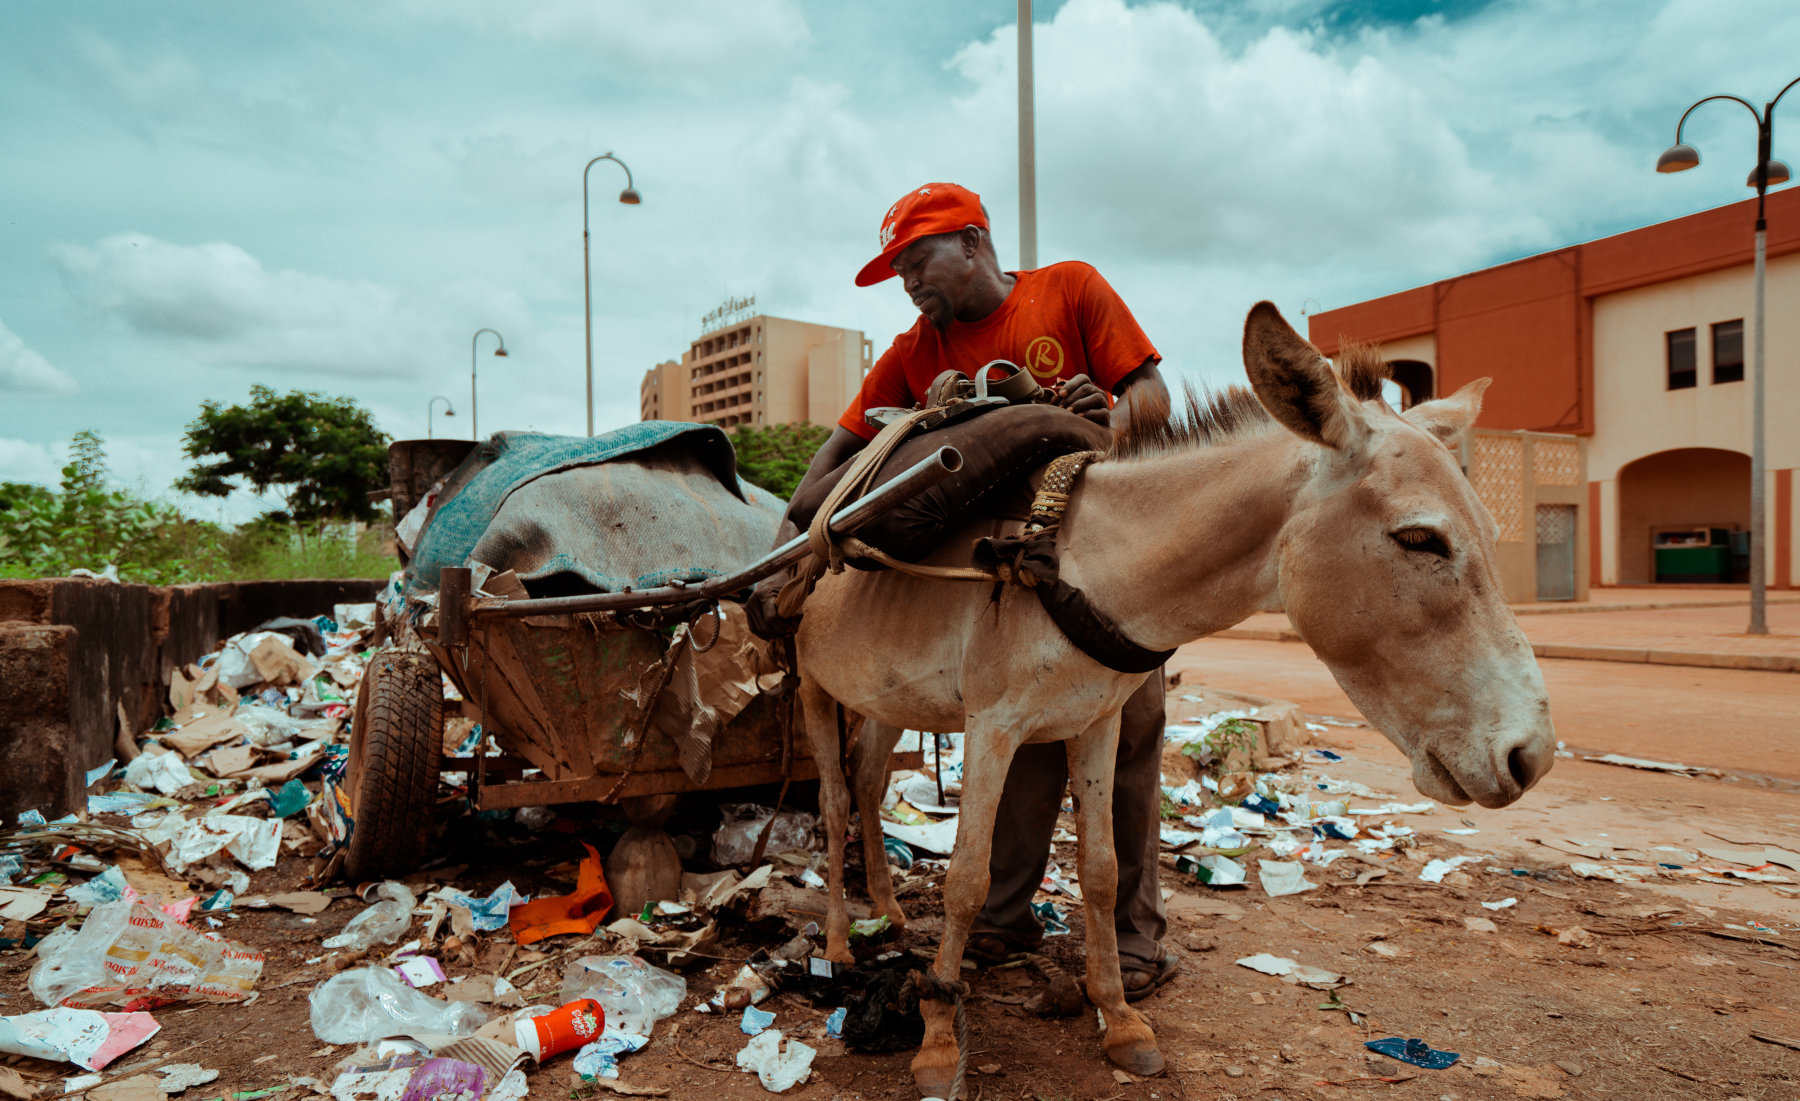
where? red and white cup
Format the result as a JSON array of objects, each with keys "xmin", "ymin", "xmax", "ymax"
[{"xmin": 514, "ymin": 998, "xmax": 606, "ymax": 1060}]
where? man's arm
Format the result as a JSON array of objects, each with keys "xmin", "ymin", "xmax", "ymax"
[
  {"xmin": 747, "ymin": 425, "xmax": 868, "ymax": 638},
  {"xmin": 1108, "ymin": 356, "xmax": 1169, "ymax": 439},
  {"xmin": 773, "ymin": 426, "xmax": 869, "ymax": 544}
]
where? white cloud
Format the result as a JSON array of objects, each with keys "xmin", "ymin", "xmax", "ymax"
[
  {"xmin": 49, "ymin": 234, "xmax": 455, "ymax": 380},
  {"xmin": 417, "ymin": 0, "xmax": 810, "ymax": 83},
  {"xmin": 0, "ymin": 319, "xmax": 77, "ymax": 395},
  {"xmin": 0, "ymin": 437, "xmax": 62, "ymax": 486}
]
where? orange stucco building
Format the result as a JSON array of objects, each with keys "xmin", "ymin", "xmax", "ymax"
[{"xmin": 1309, "ymin": 188, "xmax": 1800, "ymax": 591}]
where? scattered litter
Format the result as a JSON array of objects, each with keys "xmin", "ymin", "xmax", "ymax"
[
  {"xmin": 1581, "ymin": 754, "xmax": 1710, "ymax": 776},
  {"xmin": 30, "ymin": 899, "xmax": 263, "ymax": 1009},
  {"xmin": 1031, "ymin": 900, "xmax": 1071, "ymax": 935},
  {"xmin": 573, "ymin": 1028, "xmax": 650, "ymax": 1081},
  {"xmin": 0, "ymin": 1008, "xmax": 160, "ymax": 1070},
  {"xmin": 741, "ymin": 1006, "xmax": 776, "ymax": 1035},
  {"xmin": 1418, "ymin": 856, "xmax": 1486, "ymax": 883},
  {"xmin": 394, "ymin": 957, "xmax": 447, "ymax": 988},
  {"xmin": 323, "ymin": 881, "xmax": 416, "ymax": 950},
  {"xmin": 560, "ymin": 956, "xmax": 685, "ymax": 1037},
  {"xmin": 308, "ymin": 967, "xmax": 488, "ymax": 1045},
  {"xmin": 1364, "ymin": 1037, "xmax": 1459, "ymax": 1070},
  {"xmin": 878, "ymin": 816, "xmax": 959, "ymax": 856},
  {"xmin": 735, "ymin": 1029, "xmax": 815, "ymax": 1092},
  {"xmin": 1462, "ymin": 917, "xmax": 1498, "ymax": 933},
  {"xmin": 513, "ymin": 998, "xmax": 606, "ymax": 1059},
  {"xmin": 1176, "ymin": 853, "xmax": 1247, "ymax": 888},
  {"xmin": 1482, "ymin": 898, "xmax": 1518, "ymax": 911},
  {"xmin": 713, "ymin": 805, "xmax": 821, "ymax": 866},
  {"xmin": 1234, "ymin": 954, "xmax": 1345, "ymax": 988},
  {"xmin": 154, "ymin": 1064, "xmax": 219, "ymax": 1095},
  {"xmin": 1257, "ymin": 860, "xmax": 1316, "ymax": 897},
  {"xmin": 510, "ymin": 844, "xmax": 611, "ymax": 945}
]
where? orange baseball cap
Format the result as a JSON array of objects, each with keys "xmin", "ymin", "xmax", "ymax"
[{"xmin": 855, "ymin": 183, "xmax": 987, "ymax": 287}]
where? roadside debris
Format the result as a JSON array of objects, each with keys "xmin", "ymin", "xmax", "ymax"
[
  {"xmin": 0, "ymin": 1008, "xmax": 159, "ymax": 1070},
  {"xmin": 1365, "ymin": 1037, "xmax": 1460, "ymax": 1070}
]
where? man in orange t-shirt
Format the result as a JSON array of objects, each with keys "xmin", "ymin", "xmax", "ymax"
[{"xmin": 759, "ymin": 182, "xmax": 1179, "ymax": 1000}]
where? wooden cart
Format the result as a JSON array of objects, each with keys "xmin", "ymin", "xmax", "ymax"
[{"xmin": 340, "ymin": 438, "xmax": 957, "ymax": 881}]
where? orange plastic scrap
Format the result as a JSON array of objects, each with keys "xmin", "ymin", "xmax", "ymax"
[{"xmin": 508, "ymin": 842, "xmax": 613, "ymax": 946}]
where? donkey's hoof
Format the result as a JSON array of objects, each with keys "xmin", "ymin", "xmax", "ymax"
[
  {"xmin": 910, "ymin": 1040, "xmax": 960, "ymax": 1099},
  {"xmin": 1104, "ymin": 1035, "xmax": 1165, "ymax": 1077},
  {"xmin": 821, "ymin": 940, "xmax": 854, "ymax": 966}
]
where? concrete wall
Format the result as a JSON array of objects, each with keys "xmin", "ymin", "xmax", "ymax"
[{"xmin": 0, "ymin": 577, "xmax": 384, "ymax": 820}]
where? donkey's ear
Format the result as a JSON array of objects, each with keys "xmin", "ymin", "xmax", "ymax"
[
  {"xmin": 1402, "ymin": 377, "xmax": 1490, "ymax": 450},
  {"xmin": 1241, "ymin": 301, "xmax": 1366, "ymax": 450}
]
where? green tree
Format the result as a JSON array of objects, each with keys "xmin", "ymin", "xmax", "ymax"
[
  {"xmin": 176, "ymin": 385, "xmax": 391, "ymax": 523},
  {"xmin": 728, "ymin": 422, "xmax": 832, "ymax": 499},
  {"xmin": 0, "ymin": 430, "xmax": 212, "ymax": 582}
]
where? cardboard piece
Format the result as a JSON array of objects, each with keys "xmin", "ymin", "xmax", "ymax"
[
  {"xmin": 0, "ymin": 886, "xmax": 52, "ymax": 921},
  {"xmin": 247, "ymin": 634, "xmax": 314, "ymax": 687},
  {"xmin": 160, "ymin": 703, "xmax": 247, "ymax": 759}
]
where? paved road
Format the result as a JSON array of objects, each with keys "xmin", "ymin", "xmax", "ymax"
[{"xmin": 1172, "ymin": 636, "xmax": 1800, "ymax": 782}]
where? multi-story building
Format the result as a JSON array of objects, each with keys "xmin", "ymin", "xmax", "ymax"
[
  {"xmin": 1308, "ymin": 187, "xmax": 1799, "ymax": 592},
  {"xmin": 640, "ymin": 315, "xmax": 872, "ymax": 428}
]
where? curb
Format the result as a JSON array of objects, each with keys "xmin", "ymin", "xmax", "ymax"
[{"xmin": 1212, "ymin": 627, "xmax": 1799, "ymax": 673}]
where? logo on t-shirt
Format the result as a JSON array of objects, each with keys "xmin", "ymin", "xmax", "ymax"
[{"xmin": 1024, "ymin": 336, "xmax": 1065, "ymax": 380}]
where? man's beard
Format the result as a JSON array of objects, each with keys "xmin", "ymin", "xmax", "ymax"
[{"xmin": 918, "ymin": 293, "xmax": 951, "ymax": 331}]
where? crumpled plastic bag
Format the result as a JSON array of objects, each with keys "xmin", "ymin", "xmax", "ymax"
[
  {"xmin": 162, "ymin": 815, "xmax": 282, "ymax": 875},
  {"xmin": 711, "ymin": 804, "xmax": 819, "ymax": 866},
  {"xmin": 0, "ymin": 1007, "xmax": 160, "ymax": 1070},
  {"xmin": 323, "ymin": 881, "xmax": 416, "ymax": 951},
  {"xmin": 308, "ymin": 967, "xmax": 489, "ymax": 1045},
  {"xmin": 122, "ymin": 752, "xmax": 196, "ymax": 796},
  {"xmin": 559, "ymin": 956, "xmax": 685, "ymax": 1038},
  {"xmin": 30, "ymin": 899, "xmax": 263, "ymax": 1010},
  {"xmin": 735, "ymin": 1028, "xmax": 815, "ymax": 1092}
]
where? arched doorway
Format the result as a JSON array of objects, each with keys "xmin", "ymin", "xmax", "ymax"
[
  {"xmin": 1384, "ymin": 359, "xmax": 1434, "ymax": 409},
  {"xmin": 1616, "ymin": 448, "xmax": 1750, "ymax": 583}
]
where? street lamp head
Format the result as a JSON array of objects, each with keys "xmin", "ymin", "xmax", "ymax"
[
  {"xmin": 493, "ymin": 346, "xmax": 508, "ymax": 357},
  {"xmin": 619, "ymin": 187, "xmax": 642, "ymax": 205},
  {"xmin": 444, "ymin": 407, "xmax": 455, "ymax": 416},
  {"xmin": 1657, "ymin": 143, "xmax": 1700, "ymax": 173},
  {"xmin": 1747, "ymin": 159, "xmax": 1792, "ymax": 188}
]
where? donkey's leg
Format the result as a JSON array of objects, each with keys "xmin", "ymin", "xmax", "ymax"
[
  {"xmin": 911, "ymin": 718, "xmax": 1026, "ymax": 1100},
  {"xmin": 1066, "ymin": 714, "xmax": 1164, "ymax": 1076},
  {"xmin": 850, "ymin": 720, "xmax": 908, "ymax": 928},
  {"xmin": 797, "ymin": 678, "xmax": 855, "ymax": 964}
]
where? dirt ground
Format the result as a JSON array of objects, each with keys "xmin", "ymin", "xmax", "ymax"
[{"xmin": 4, "ymin": 643, "xmax": 1798, "ymax": 1101}]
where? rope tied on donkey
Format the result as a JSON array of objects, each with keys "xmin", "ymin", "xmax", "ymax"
[
  {"xmin": 913, "ymin": 970, "xmax": 973, "ymax": 1101},
  {"xmin": 775, "ymin": 409, "xmax": 996, "ymax": 620}
]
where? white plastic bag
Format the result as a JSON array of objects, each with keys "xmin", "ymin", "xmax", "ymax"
[
  {"xmin": 122, "ymin": 752, "xmax": 195, "ymax": 796},
  {"xmin": 711, "ymin": 804, "xmax": 819, "ymax": 866},
  {"xmin": 735, "ymin": 1029, "xmax": 815, "ymax": 1092},
  {"xmin": 322, "ymin": 881, "xmax": 416, "ymax": 951},
  {"xmin": 162, "ymin": 816, "xmax": 282, "ymax": 874},
  {"xmin": 30, "ymin": 900, "xmax": 263, "ymax": 1010},
  {"xmin": 308, "ymin": 967, "xmax": 489, "ymax": 1045},
  {"xmin": 560, "ymin": 956, "xmax": 686, "ymax": 1037}
]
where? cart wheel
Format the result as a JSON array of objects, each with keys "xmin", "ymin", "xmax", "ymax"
[{"xmin": 343, "ymin": 649, "xmax": 443, "ymax": 881}]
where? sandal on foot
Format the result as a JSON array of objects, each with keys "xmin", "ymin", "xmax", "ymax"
[
  {"xmin": 966, "ymin": 932, "xmax": 1031, "ymax": 966},
  {"xmin": 1120, "ymin": 950, "xmax": 1180, "ymax": 1003}
]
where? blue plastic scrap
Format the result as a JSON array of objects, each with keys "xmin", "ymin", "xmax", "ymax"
[
  {"xmin": 1364, "ymin": 1037, "xmax": 1460, "ymax": 1070},
  {"xmin": 741, "ymin": 1006, "xmax": 776, "ymax": 1035},
  {"xmin": 1242, "ymin": 794, "xmax": 1281, "ymax": 817},
  {"xmin": 1031, "ymin": 900, "xmax": 1071, "ymax": 936},
  {"xmin": 825, "ymin": 1007, "xmax": 846, "ymax": 1039}
]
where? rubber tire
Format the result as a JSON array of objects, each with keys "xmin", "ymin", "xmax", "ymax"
[{"xmin": 343, "ymin": 650, "xmax": 444, "ymax": 882}]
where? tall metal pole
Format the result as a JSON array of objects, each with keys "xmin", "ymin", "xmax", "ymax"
[
  {"xmin": 471, "ymin": 328, "xmax": 506, "ymax": 442},
  {"xmin": 1658, "ymin": 76, "xmax": 1798, "ymax": 634},
  {"xmin": 1749, "ymin": 118, "xmax": 1770, "ymax": 634},
  {"xmin": 1017, "ymin": 0, "xmax": 1037, "ymax": 270},
  {"xmin": 583, "ymin": 153, "xmax": 640, "ymax": 438}
]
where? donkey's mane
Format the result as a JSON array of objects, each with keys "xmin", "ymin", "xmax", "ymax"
[{"xmin": 1106, "ymin": 341, "xmax": 1391, "ymax": 461}]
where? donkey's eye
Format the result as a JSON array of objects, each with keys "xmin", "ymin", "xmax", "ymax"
[{"xmin": 1390, "ymin": 527, "xmax": 1451, "ymax": 558}]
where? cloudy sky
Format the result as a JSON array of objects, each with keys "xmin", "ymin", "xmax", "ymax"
[{"xmin": 2, "ymin": 0, "xmax": 1796, "ymax": 517}]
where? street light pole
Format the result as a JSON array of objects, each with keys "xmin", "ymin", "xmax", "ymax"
[
  {"xmin": 427, "ymin": 395, "xmax": 455, "ymax": 440},
  {"xmin": 583, "ymin": 153, "xmax": 642, "ymax": 438},
  {"xmin": 470, "ymin": 328, "xmax": 507, "ymax": 441},
  {"xmin": 1658, "ymin": 75, "xmax": 1799, "ymax": 636},
  {"xmin": 1017, "ymin": 0, "xmax": 1037, "ymax": 270}
]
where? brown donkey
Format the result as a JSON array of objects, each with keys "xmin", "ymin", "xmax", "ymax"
[{"xmin": 793, "ymin": 301, "xmax": 1557, "ymax": 1096}]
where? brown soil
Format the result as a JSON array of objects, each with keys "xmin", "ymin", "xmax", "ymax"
[{"xmin": 5, "ymin": 643, "xmax": 1798, "ymax": 1100}]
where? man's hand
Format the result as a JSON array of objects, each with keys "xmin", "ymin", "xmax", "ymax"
[
  {"xmin": 1050, "ymin": 373, "xmax": 1110, "ymax": 425},
  {"xmin": 745, "ymin": 570, "xmax": 799, "ymax": 639}
]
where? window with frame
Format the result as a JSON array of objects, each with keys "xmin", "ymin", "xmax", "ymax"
[
  {"xmin": 1712, "ymin": 319, "xmax": 1744, "ymax": 384},
  {"xmin": 1666, "ymin": 327, "xmax": 1697, "ymax": 390}
]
